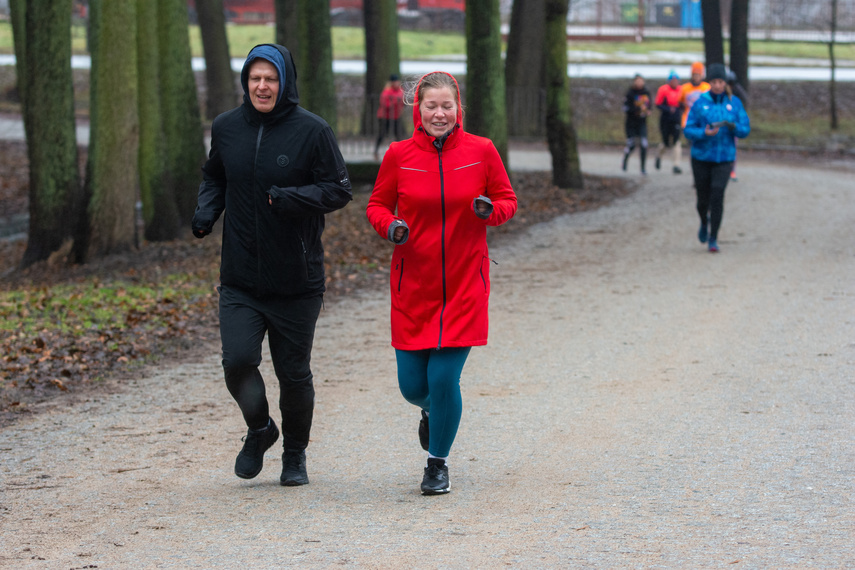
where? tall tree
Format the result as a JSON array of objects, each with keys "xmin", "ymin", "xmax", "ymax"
[
  {"xmin": 12, "ymin": 0, "xmax": 82, "ymax": 268},
  {"xmin": 73, "ymin": 0, "xmax": 99, "ymax": 262},
  {"xmin": 730, "ymin": 0, "xmax": 750, "ymax": 98},
  {"xmin": 465, "ymin": 0, "xmax": 508, "ymax": 164},
  {"xmin": 195, "ymin": 0, "xmax": 237, "ymax": 119},
  {"xmin": 86, "ymin": 0, "xmax": 139, "ymax": 258},
  {"xmin": 828, "ymin": 0, "xmax": 839, "ymax": 130},
  {"xmin": 275, "ymin": 0, "xmax": 299, "ymax": 62},
  {"xmin": 157, "ymin": 0, "xmax": 206, "ymax": 225},
  {"xmin": 8, "ymin": 0, "xmax": 28, "ymax": 140},
  {"xmin": 701, "ymin": 0, "xmax": 725, "ymax": 66},
  {"xmin": 545, "ymin": 0, "xmax": 583, "ymax": 189},
  {"xmin": 296, "ymin": 0, "xmax": 337, "ymax": 128},
  {"xmin": 504, "ymin": 0, "xmax": 546, "ymax": 137},
  {"xmin": 363, "ymin": 0, "xmax": 400, "ymax": 135},
  {"xmin": 138, "ymin": 0, "xmax": 179, "ymax": 241}
]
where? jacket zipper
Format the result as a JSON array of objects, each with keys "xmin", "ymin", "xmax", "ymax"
[
  {"xmin": 397, "ymin": 258, "xmax": 404, "ymax": 292},
  {"xmin": 254, "ymin": 124, "xmax": 264, "ymax": 292},
  {"xmin": 299, "ymin": 235, "xmax": 308, "ymax": 280},
  {"xmin": 436, "ymin": 142, "xmax": 447, "ymax": 350}
]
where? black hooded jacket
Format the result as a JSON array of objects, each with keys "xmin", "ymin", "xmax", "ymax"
[{"xmin": 192, "ymin": 44, "xmax": 352, "ymax": 298}]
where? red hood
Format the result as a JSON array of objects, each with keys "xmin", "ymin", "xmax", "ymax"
[{"xmin": 412, "ymin": 71, "xmax": 464, "ymax": 148}]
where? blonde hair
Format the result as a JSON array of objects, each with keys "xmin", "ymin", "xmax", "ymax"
[{"xmin": 404, "ymin": 72, "xmax": 462, "ymax": 112}]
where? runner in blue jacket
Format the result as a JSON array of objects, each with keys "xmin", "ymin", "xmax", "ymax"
[{"xmin": 684, "ymin": 63, "xmax": 750, "ymax": 252}]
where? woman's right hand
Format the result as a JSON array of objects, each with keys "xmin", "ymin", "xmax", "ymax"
[
  {"xmin": 393, "ymin": 226, "xmax": 406, "ymax": 242},
  {"xmin": 705, "ymin": 124, "xmax": 720, "ymax": 136}
]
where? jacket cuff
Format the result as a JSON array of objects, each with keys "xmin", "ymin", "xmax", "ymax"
[
  {"xmin": 388, "ymin": 219, "xmax": 409, "ymax": 244},
  {"xmin": 191, "ymin": 215, "xmax": 213, "ymax": 238},
  {"xmin": 473, "ymin": 196, "xmax": 493, "ymax": 219}
]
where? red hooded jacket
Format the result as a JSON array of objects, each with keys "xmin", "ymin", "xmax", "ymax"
[{"xmin": 366, "ymin": 72, "xmax": 517, "ymax": 350}]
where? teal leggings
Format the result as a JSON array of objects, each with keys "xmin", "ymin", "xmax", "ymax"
[{"xmin": 395, "ymin": 347, "xmax": 471, "ymax": 458}]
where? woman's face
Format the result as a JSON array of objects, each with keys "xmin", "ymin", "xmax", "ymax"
[
  {"xmin": 419, "ymin": 86, "xmax": 458, "ymax": 138},
  {"xmin": 709, "ymin": 78, "xmax": 727, "ymax": 94}
]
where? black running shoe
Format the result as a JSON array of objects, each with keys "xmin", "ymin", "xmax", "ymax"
[
  {"xmin": 421, "ymin": 458, "xmax": 450, "ymax": 495},
  {"xmin": 418, "ymin": 410, "xmax": 430, "ymax": 451},
  {"xmin": 234, "ymin": 418, "xmax": 279, "ymax": 479},
  {"xmin": 280, "ymin": 450, "xmax": 309, "ymax": 486}
]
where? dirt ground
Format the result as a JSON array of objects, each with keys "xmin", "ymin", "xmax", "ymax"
[{"xmin": 1, "ymin": 150, "xmax": 854, "ymax": 568}]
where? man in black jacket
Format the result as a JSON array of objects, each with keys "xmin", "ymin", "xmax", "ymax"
[{"xmin": 192, "ymin": 44, "xmax": 352, "ymax": 486}]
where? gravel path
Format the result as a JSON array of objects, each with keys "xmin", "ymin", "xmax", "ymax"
[{"xmin": 2, "ymin": 151, "xmax": 853, "ymax": 568}]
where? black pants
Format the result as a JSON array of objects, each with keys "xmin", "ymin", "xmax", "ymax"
[
  {"xmin": 691, "ymin": 158, "xmax": 734, "ymax": 242},
  {"xmin": 374, "ymin": 118, "xmax": 401, "ymax": 152},
  {"xmin": 659, "ymin": 119, "xmax": 681, "ymax": 148},
  {"xmin": 219, "ymin": 285, "xmax": 323, "ymax": 451},
  {"xmin": 623, "ymin": 121, "xmax": 648, "ymax": 171}
]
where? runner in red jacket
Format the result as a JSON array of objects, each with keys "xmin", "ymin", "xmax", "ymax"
[
  {"xmin": 366, "ymin": 71, "xmax": 517, "ymax": 495},
  {"xmin": 373, "ymin": 74, "xmax": 405, "ymax": 160}
]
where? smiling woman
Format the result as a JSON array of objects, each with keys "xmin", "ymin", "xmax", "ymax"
[{"xmin": 366, "ymin": 70, "xmax": 518, "ymax": 496}]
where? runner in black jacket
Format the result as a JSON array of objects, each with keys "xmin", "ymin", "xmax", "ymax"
[{"xmin": 192, "ymin": 44, "xmax": 352, "ymax": 486}]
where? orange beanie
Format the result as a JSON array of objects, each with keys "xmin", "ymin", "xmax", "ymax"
[{"xmin": 691, "ymin": 62, "xmax": 705, "ymax": 75}]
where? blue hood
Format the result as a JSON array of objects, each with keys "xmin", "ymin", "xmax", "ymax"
[{"xmin": 240, "ymin": 44, "xmax": 299, "ymax": 113}]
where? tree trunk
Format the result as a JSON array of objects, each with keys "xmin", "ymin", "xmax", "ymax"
[
  {"xmin": 545, "ymin": 0, "xmax": 583, "ymax": 190},
  {"xmin": 296, "ymin": 0, "xmax": 337, "ymax": 129},
  {"xmin": 465, "ymin": 0, "xmax": 508, "ymax": 164},
  {"xmin": 157, "ymin": 0, "xmax": 206, "ymax": 225},
  {"xmin": 195, "ymin": 0, "xmax": 237, "ymax": 119},
  {"xmin": 701, "ymin": 0, "xmax": 725, "ymax": 66},
  {"xmin": 73, "ymin": 0, "xmax": 100, "ymax": 263},
  {"xmin": 8, "ymin": 0, "xmax": 28, "ymax": 139},
  {"xmin": 829, "ymin": 0, "xmax": 838, "ymax": 131},
  {"xmin": 730, "ymin": 0, "xmax": 750, "ymax": 96},
  {"xmin": 16, "ymin": 0, "xmax": 81, "ymax": 268},
  {"xmin": 86, "ymin": 0, "xmax": 139, "ymax": 258},
  {"xmin": 363, "ymin": 0, "xmax": 400, "ymax": 136},
  {"xmin": 505, "ymin": 0, "xmax": 546, "ymax": 138},
  {"xmin": 138, "ymin": 0, "xmax": 180, "ymax": 241},
  {"xmin": 274, "ymin": 0, "xmax": 299, "ymax": 63}
]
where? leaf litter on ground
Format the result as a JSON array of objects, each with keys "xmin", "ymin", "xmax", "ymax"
[{"xmin": 0, "ymin": 139, "xmax": 636, "ymax": 423}]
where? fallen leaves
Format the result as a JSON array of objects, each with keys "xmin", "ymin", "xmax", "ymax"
[
  {"xmin": 0, "ymin": 276, "xmax": 219, "ymax": 409},
  {"xmin": 0, "ymin": 148, "xmax": 634, "ymax": 416}
]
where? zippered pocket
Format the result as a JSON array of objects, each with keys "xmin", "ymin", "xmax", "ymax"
[
  {"xmin": 395, "ymin": 258, "xmax": 405, "ymax": 292},
  {"xmin": 479, "ymin": 255, "xmax": 497, "ymax": 292}
]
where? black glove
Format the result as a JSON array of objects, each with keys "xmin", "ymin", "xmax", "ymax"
[{"xmin": 191, "ymin": 216, "xmax": 212, "ymax": 239}]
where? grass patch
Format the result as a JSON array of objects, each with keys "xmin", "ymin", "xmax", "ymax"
[
  {"xmin": 570, "ymin": 39, "xmax": 855, "ymax": 62},
  {"xmin": 0, "ymin": 21, "xmax": 852, "ymax": 63},
  {"xmin": 185, "ymin": 24, "xmax": 468, "ymax": 60},
  {"xmin": 0, "ymin": 276, "xmax": 213, "ymax": 335}
]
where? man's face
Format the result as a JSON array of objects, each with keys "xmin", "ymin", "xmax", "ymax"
[{"xmin": 247, "ymin": 60, "xmax": 279, "ymax": 113}]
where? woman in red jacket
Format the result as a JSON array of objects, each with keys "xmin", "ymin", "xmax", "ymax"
[
  {"xmin": 373, "ymin": 74, "xmax": 405, "ymax": 161},
  {"xmin": 366, "ymin": 71, "xmax": 517, "ymax": 495}
]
